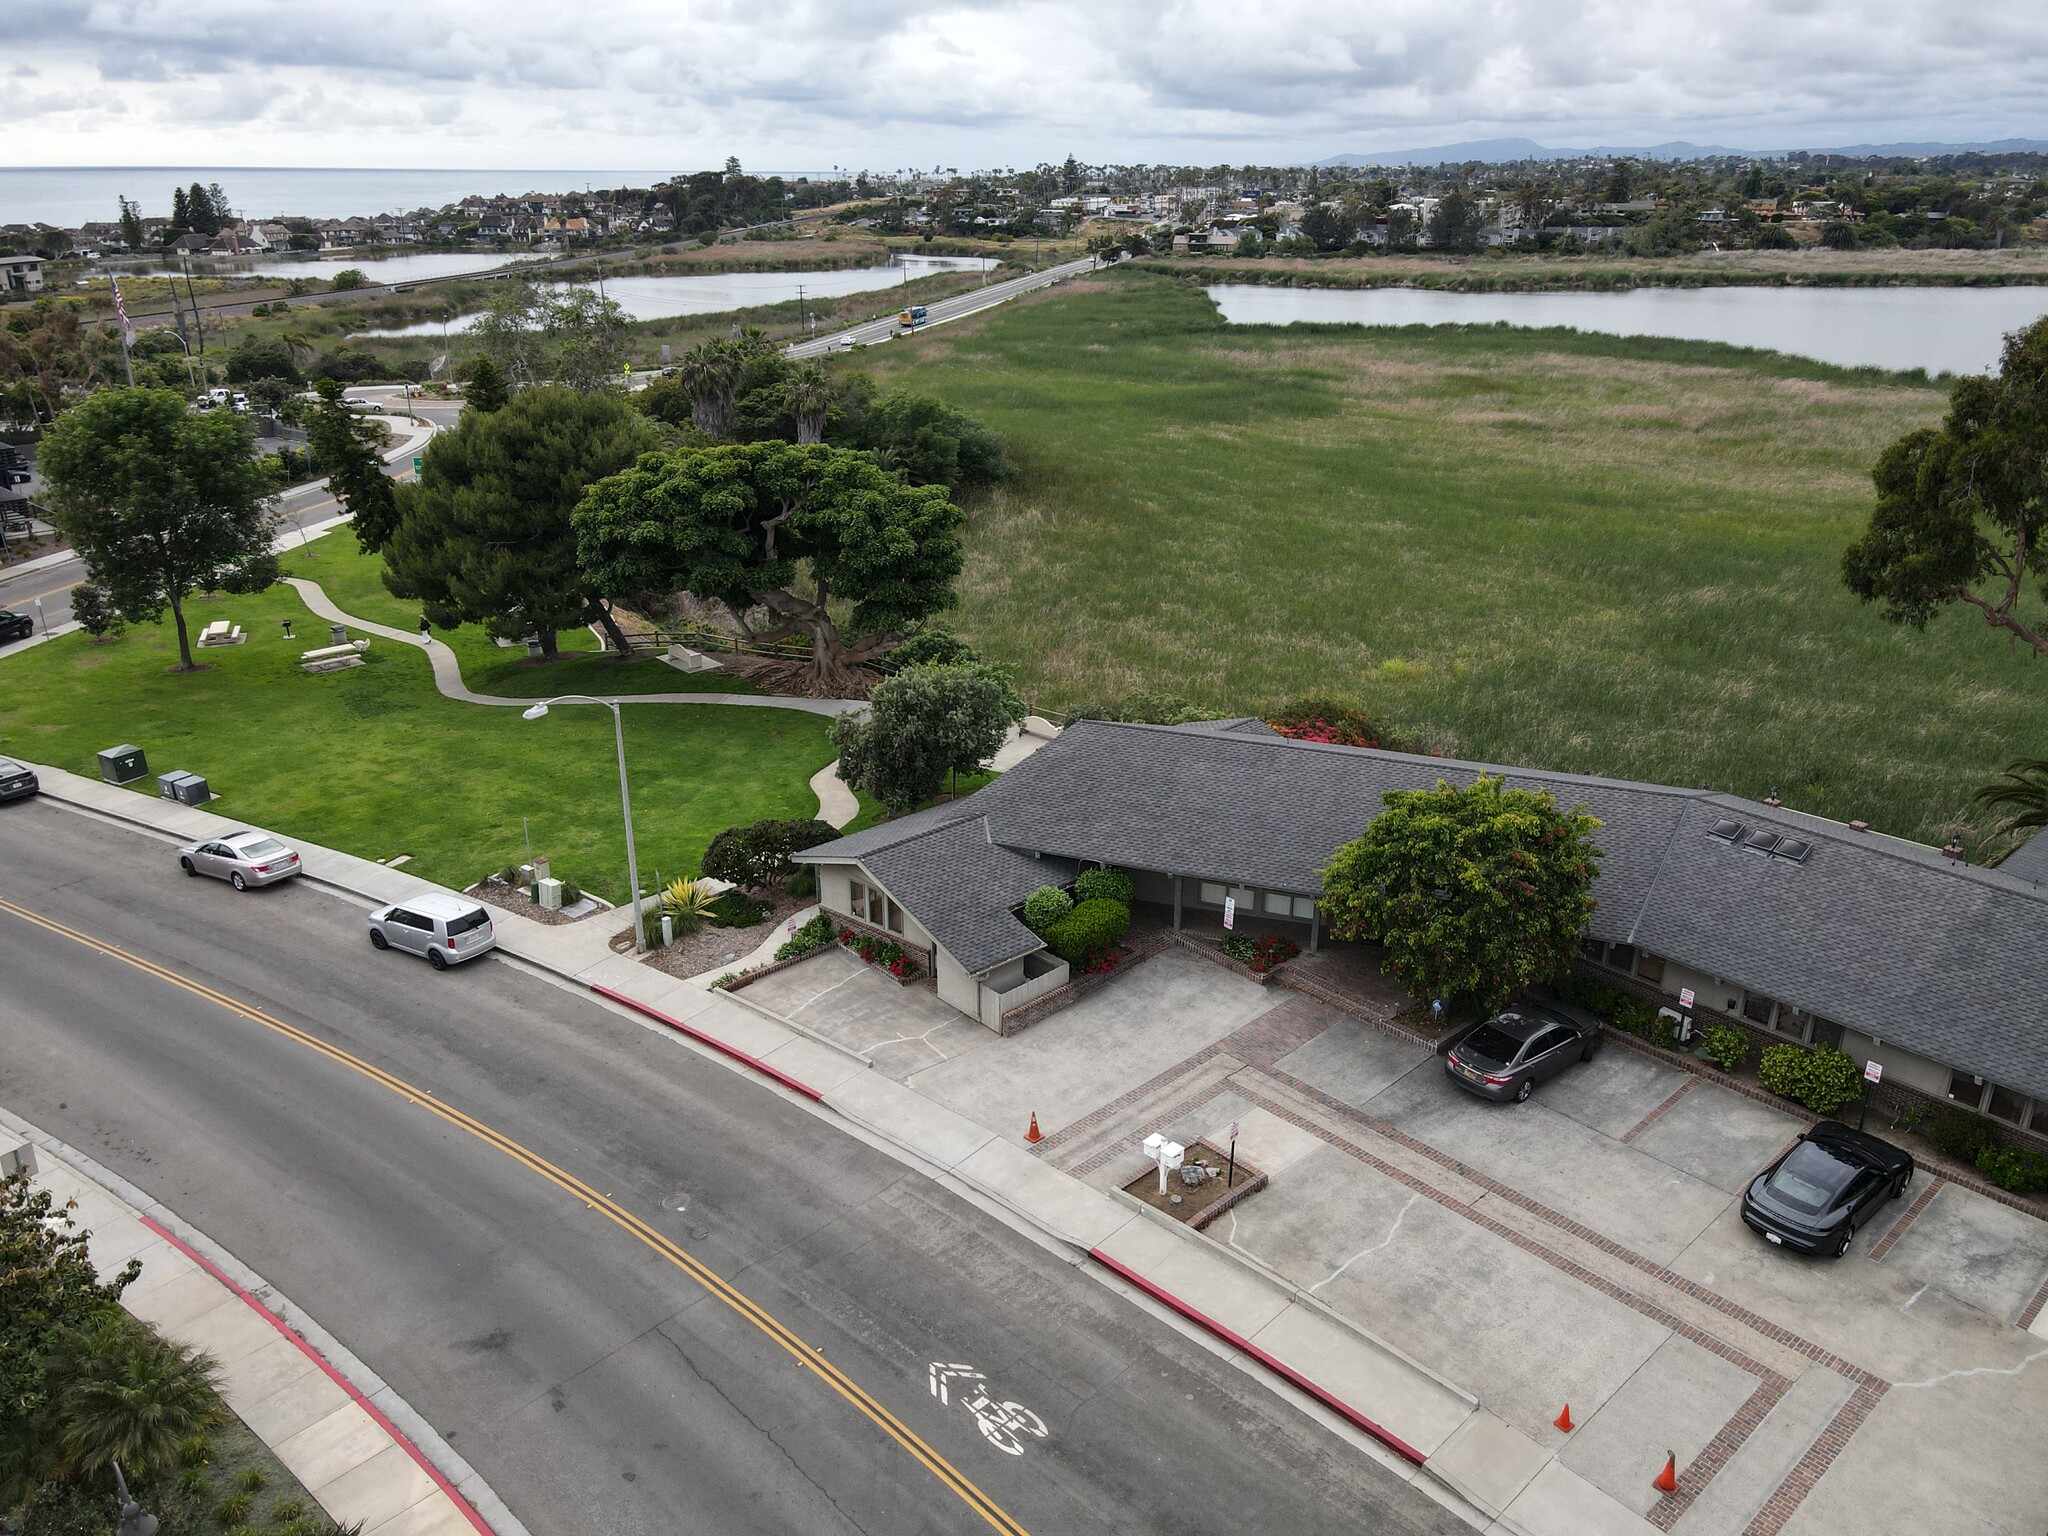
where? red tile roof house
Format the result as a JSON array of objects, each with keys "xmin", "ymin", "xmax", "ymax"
[{"xmin": 796, "ymin": 718, "xmax": 2048, "ymax": 1145}]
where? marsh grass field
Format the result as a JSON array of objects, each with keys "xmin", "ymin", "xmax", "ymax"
[{"xmin": 862, "ymin": 269, "xmax": 2042, "ymax": 847}]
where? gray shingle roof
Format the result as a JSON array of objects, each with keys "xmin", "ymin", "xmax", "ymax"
[{"xmin": 802, "ymin": 720, "xmax": 2048, "ymax": 1100}]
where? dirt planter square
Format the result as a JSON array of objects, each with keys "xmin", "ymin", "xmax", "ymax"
[{"xmin": 1121, "ymin": 1139, "xmax": 1268, "ymax": 1230}]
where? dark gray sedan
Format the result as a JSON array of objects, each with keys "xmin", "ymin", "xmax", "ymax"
[
  {"xmin": 1443, "ymin": 1001, "xmax": 1604, "ymax": 1103},
  {"xmin": 0, "ymin": 756, "xmax": 38, "ymax": 802}
]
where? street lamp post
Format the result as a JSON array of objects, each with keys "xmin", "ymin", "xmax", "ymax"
[{"xmin": 520, "ymin": 695, "xmax": 645, "ymax": 951}]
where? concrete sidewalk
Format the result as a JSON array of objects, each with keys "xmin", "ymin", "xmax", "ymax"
[
  {"xmin": 1, "ymin": 1108, "xmax": 518, "ymax": 1536},
  {"xmin": 23, "ymin": 764, "xmax": 1654, "ymax": 1536}
]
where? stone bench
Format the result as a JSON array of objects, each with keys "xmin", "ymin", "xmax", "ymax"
[
  {"xmin": 301, "ymin": 654, "xmax": 365, "ymax": 674},
  {"xmin": 298, "ymin": 640, "xmax": 370, "ymax": 663}
]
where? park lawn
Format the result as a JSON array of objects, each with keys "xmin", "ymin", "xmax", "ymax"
[
  {"xmin": 857, "ymin": 269, "xmax": 2043, "ymax": 847},
  {"xmin": 0, "ymin": 582, "xmax": 835, "ymax": 903},
  {"xmin": 281, "ymin": 533, "xmax": 761, "ymax": 697}
]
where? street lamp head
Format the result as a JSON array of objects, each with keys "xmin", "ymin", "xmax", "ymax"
[{"xmin": 521, "ymin": 703, "xmax": 549, "ymax": 721}]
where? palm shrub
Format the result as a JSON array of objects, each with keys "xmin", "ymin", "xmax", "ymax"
[
  {"xmin": 1022, "ymin": 886, "xmax": 1072, "ymax": 934},
  {"xmin": 50, "ymin": 1312, "xmax": 222, "ymax": 1479},
  {"xmin": 1073, "ymin": 867, "xmax": 1135, "ymax": 905},
  {"xmin": 660, "ymin": 877, "xmax": 718, "ymax": 934},
  {"xmin": 1043, "ymin": 898, "xmax": 1130, "ymax": 964}
]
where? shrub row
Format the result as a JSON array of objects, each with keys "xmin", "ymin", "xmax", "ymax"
[
  {"xmin": 1044, "ymin": 898, "xmax": 1130, "ymax": 964},
  {"xmin": 1757, "ymin": 1043, "xmax": 1864, "ymax": 1114},
  {"xmin": 1219, "ymin": 932, "xmax": 1300, "ymax": 974},
  {"xmin": 774, "ymin": 911, "xmax": 835, "ymax": 962},
  {"xmin": 838, "ymin": 926, "xmax": 921, "ymax": 979},
  {"xmin": 1552, "ymin": 975, "xmax": 1661, "ymax": 1037}
]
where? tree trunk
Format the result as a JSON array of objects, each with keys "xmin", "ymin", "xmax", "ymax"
[
  {"xmin": 593, "ymin": 602, "xmax": 634, "ymax": 657},
  {"xmin": 537, "ymin": 628, "xmax": 559, "ymax": 660},
  {"xmin": 168, "ymin": 591, "xmax": 196, "ymax": 670}
]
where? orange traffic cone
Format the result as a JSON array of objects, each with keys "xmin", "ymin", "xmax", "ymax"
[
  {"xmin": 1653, "ymin": 1453, "xmax": 1678, "ymax": 1495},
  {"xmin": 1026, "ymin": 1113, "xmax": 1043, "ymax": 1144},
  {"xmin": 1554, "ymin": 1403, "xmax": 1574, "ymax": 1433}
]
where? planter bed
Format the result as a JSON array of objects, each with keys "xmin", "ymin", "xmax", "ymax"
[
  {"xmin": 632, "ymin": 890, "xmax": 813, "ymax": 981},
  {"xmin": 1121, "ymin": 1139, "xmax": 1268, "ymax": 1230}
]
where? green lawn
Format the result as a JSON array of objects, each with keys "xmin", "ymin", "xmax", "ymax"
[
  {"xmin": 0, "ymin": 580, "xmax": 834, "ymax": 902},
  {"xmin": 280, "ymin": 533, "xmax": 761, "ymax": 697},
  {"xmin": 860, "ymin": 270, "xmax": 2042, "ymax": 847}
]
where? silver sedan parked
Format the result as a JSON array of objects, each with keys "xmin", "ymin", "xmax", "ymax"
[{"xmin": 177, "ymin": 829, "xmax": 303, "ymax": 890}]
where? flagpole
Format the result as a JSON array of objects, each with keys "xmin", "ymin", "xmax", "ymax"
[{"xmin": 110, "ymin": 276, "xmax": 136, "ymax": 386}]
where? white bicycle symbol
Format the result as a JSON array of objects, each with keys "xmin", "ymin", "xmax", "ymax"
[{"xmin": 928, "ymin": 1363, "xmax": 1049, "ymax": 1456}]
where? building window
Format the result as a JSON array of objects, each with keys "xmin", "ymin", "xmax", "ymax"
[
  {"xmin": 849, "ymin": 879, "xmax": 869, "ymax": 920},
  {"xmin": 1635, "ymin": 953, "xmax": 1665, "ymax": 986},
  {"xmin": 1292, "ymin": 896, "xmax": 1317, "ymax": 921},
  {"xmin": 1263, "ymin": 891, "xmax": 1292, "ymax": 916},
  {"xmin": 1229, "ymin": 886, "xmax": 1255, "ymax": 910},
  {"xmin": 1199, "ymin": 881, "xmax": 1227, "ymax": 905},
  {"xmin": 1605, "ymin": 944, "xmax": 1637, "ymax": 975},
  {"xmin": 1741, "ymin": 991, "xmax": 1776, "ymax": 1028},
  {"xmin": 1947, "ymin": 1071, "xmax": 1987, "ymax": 1112},
  {"xmin": 1772, "ymin": 1006, "xmax": 1816, "ymax": 1044},
  {"xmin": 1809, "ymin": 1017, "xmax": 1844, "ymax": 1051},
  {"xmin": 1986, "ymin": 1083, "xmax": 2029, "ymax": 1126},
  {"xmin": 1580, "ymin": 937, "xmax": 1605, "ymax": 961},
  {"xmin": 885, "ymin": 899, "xmax": 904, "ymax": 936},
  {"xmin": 848, "ymin": 878, "xmax": 898, "ymax": 933}
]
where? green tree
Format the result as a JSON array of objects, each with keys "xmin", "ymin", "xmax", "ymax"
[
  {"xmin": 383, "ymin": 387, "xmax": 659, "ymax": 656},
  {"xmin": 543, "ymin": 286, "xmax": 630, "ymax": 392},
  {"xmin": 1426, "ymin": 190, "xmax": 1482, "ymax": 254},
  {"xmin": 117, "ymin": 196, "xmax": 144, "ymax": 252},
  {"xmin": 857, "ymin": 391, "xmax": 1014, "ymax": 491},
  {"xmin": 306, "ymin": 380, "xmax": 401, "ymax": 553},
  {"xmin": 783, "ymin": 362, "xmax": 834, "ymax": 444},
  {"xmin": 68, "ymin": 582, "xmax": 125, "ymax": 642},
  {"xmin": 463, "ymin": 354, "xmax": 509, "ymax": 412},
  {"xmin": 1299, "ymin": 203, "xmax": 1354, "ymax": 252},
  {"xmin": 574, "ymin": 440, "xmax": 964, "ymax": 688},
  {"xmin": 327, "ymin": 268, "xmax": 369, "ymax": 291},
  {"xmin": 1319, "ymin": 775, "xmax": 1603, "ymax": 1014},
  {"xmin": 674, "ymin": 338, "xmax": 747, "ymax": 439},
  {"xmin": 1841, "ymin": 317, "xmax": 2048, "ymax": 659},
  {"xmin": 831, "ymin": 661, "xmax": 1020, "ymax": 811},
  {"xmin": 167, "ymin": 186, "xmax": 191, "ymax": 238},
  {"xmin": 0, "ymin": 1171, "xmax": 141, "ymax": 1508},
  {"xmin": 224, "ymin": 339, "xmax": 302, "ymax": 386},
  {"xmin": 38, "ymin": 388, "xmax": 280, "ymax": 670}
]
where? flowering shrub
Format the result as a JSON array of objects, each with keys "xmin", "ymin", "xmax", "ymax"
[
  {"xmin": 1220, "ymin": 932, "xmax": 1301, "ymax": 973},
  {"xmin": 1082, "ymin": 948, "xmax": 1122, "ymax": 975},
  {"xmin": 775, "ymin": 912, "xmax": 835, "ymax": 961},
  {"xmin": 839, "ymin": 926, "xmax": 922, "ymax": 979},
  {"xmin": 1264, "ymin": 697, "xmax": 1411, "ymax": 752}
]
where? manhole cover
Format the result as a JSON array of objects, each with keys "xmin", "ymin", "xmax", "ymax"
[{"xmin": 662, "ymin": 1192, "xmax": 690, "ymax": 1212}]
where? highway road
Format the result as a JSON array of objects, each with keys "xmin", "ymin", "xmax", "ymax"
[
  {"xmin": 0, "ymin": 803, "xmax": 1468, "ymax": 1536},
  {"xmin": 784, "ymin": 257, "xmax": 1099, "ymax": 359}
]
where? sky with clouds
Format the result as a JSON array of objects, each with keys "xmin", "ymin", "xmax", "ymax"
[{"xmin": 10, "ymin": 0, "xmax": 2046, "ymax": 171}]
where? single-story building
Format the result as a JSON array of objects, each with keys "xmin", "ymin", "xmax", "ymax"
[{"xmin": 797, "ymin": 718, "xmax": 2048, "ymax": 1140}]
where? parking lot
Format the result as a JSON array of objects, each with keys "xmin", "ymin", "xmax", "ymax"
[{"xmin": 745, "ymin": 942, "xmax": 2048, "ymax": 1534}]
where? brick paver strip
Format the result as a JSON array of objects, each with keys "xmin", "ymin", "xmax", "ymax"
[
  {"xmin": 1029, "ymin": 1043, "xmax": 1231, "ymax": 1158},
  {"xmin": 1645, "ymin": 1375, "xmax": 1792, "ymax": 1531},
  {"xmin": 2017, "ymin": 1272, "xmax": 2048, "ymax": 1331},
  {"xmin": 1621, "ymin": 1079, "xmax": 1697, "ymax": 1144},
  {"xmin": 1865, "ymin": 1175, "xmax": 1945, "ymax": 1261},
  {"xmin": 1741, "ymin": 1380, "xmax": 1889, "ymax": 1536},
  {"xmin": 1066, "ymin": 1078, "xmax": 1236, "ymax": 1178}
]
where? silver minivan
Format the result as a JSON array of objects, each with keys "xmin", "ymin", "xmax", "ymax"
[{"xmin": 367, "ymin": 893, "xmax": 496, "ymax": 970}]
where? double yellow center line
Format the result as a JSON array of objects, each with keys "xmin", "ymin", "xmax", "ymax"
[{"xmin": 0, "ymin": 896, "xmax": 1029, "ymax": 1536}]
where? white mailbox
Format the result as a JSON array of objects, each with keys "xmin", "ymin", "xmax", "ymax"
[{"xmin": 1142, "ymin": 1132, "xmax": 1186, "ymax": 1193}]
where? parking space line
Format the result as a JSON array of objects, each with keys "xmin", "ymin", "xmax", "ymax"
[
  {"xmin": 1867, "ymin": 1176, "xmax": 1946, "ymax": 1261},
  {"xmin": 1620, "ymin": 1079, "xmax": 1697, "ymax": 1143}
]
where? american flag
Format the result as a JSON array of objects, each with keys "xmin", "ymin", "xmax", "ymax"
[{"xmin": 110, "ymin": 275, "xmax": 136, "ymax": 349}]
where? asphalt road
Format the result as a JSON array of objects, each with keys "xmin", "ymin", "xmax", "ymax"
[
  {"xmin": 0, "ymin": 802, "xmax": 1467, "ymax": 1536},
  {"xmin": 784, "ymin": 257, "xmax": 1099, "ymax": 359}
]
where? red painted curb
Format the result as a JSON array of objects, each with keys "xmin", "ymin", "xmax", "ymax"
[
  {"xmin": 589, "ymin": 983, "xmax": 825, "ymax": 1102},
  {"xmin": 138, "ymin": 1216, "xmax": 498, "ymax": 1536},
  {"xmin": 1088, "ymin": 1247, "xmax": 1429, "ymax": 1466}
]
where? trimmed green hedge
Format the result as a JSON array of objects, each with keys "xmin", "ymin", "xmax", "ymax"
[
  {"xmin": 1757, "ymin": 1043, "xmax": 1864, "ymax": 1114},
  {"xmin": 1044, "ymin": 897, "xmax": 1131, "ymax": 963},
  {"xmin": 1977, "ymin": 1143, "xmax": 2048, "ymax": 1195},
  {"xmin": 1023, "ymin": 885, "xmax": 1073, "ymax": 934},
  {"xmin": 1074, "ymin": 866, "xmax": 1136, "ymax": 905},
  {"xmin": 1702, "ymin": 1023, "xmax": 1751, "ymax": 1073}
]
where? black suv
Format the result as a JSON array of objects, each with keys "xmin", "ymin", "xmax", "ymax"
[
  {"xmin": 0, "ymin": 608, "xmax": 33, "ymax": 645},
  {"xmin": 1741, "ymin": 1122, "xmax": 1914, "ymax": 1257}
]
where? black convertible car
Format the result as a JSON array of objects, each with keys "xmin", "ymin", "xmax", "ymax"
[{"xmin": 1741, "ymin": 1121, "xmax": 1915, "ymax": 1257}]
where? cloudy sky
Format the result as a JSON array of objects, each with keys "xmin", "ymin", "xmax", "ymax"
[{"xmin": 10, "ymin": 0, "xmax": 2047, "ymax": 171}]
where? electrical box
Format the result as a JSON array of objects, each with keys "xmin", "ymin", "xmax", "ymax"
[
  {"xmin": 158, "ymin": 771, "xmax": 210, "ymax": 806},
  {"xmin": 97, "ymin": 744, "xmax": 148, "ymax": 784}
]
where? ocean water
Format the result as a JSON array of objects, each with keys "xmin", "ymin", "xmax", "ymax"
[{"xmin": 1, "ymin": 167, "xmax": 677, "ymax": 227}]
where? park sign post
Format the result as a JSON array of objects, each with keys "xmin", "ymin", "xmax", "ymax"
[
  {"xmin": 1223, "ymin": 895, "xmax": 1236, "ymax": 930},
  {"xmin": 1860, "ymin": 1059, "xmax": 1882, "ymax": 1128}
]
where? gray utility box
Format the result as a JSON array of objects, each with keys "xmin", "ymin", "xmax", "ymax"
[
  {"xmin": 158, "ymin": 771, "xmax": 210, "ymax": 806},
  {"xmin": 97, "ymin": 743, "xmax": 148, "ymax": 784}
]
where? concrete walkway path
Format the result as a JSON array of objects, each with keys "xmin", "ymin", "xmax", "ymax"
[{"xmin": 0, "ymin": 1106, "xmax": 520, "ymax": 1536}]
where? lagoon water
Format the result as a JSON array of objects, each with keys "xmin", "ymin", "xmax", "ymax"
[
  {"xmin": 351, "ymin": 255, "xmax": 1000, "ymax": 336},
  {"xmin": 1205, "ymin": 282, "xmax": 2048, "ymax": 375},
  {"xmin": 107, "ymin": 251, "xmax": 543, "ymax": 284}
]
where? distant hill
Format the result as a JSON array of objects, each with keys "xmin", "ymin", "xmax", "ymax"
[{"xmin": 1319, "ymin": 137, "xmax": 2048, "ymax": 168}]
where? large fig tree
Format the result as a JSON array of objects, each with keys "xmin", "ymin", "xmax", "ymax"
[{"xmin": 573, "ymin": 440, "xmax": 963, "ymax": 689}]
